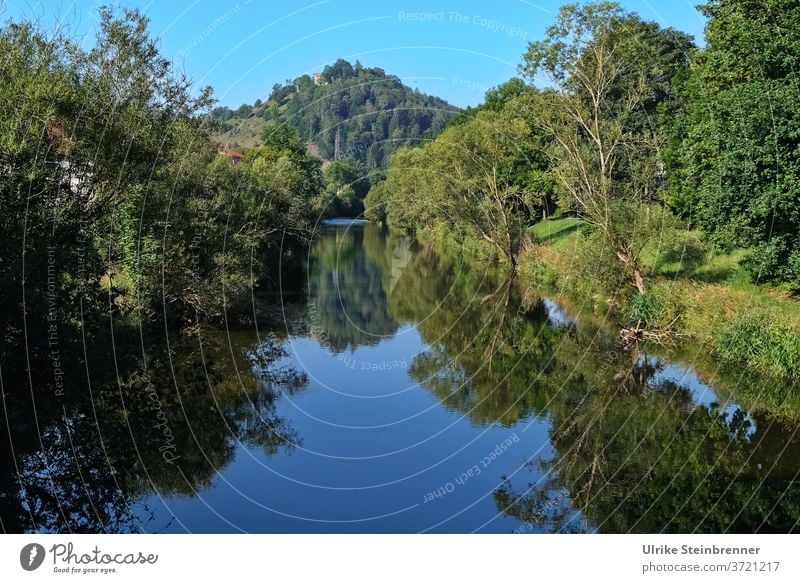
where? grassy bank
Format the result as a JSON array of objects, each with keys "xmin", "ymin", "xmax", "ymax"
[{"xmin": 521, "ymin": 216, "xmax": 800, "ymax": 384}]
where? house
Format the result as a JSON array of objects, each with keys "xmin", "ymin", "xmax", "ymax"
[{"xmin": 220, "ymin": 147, "xmax": 244, "ymax": 166}]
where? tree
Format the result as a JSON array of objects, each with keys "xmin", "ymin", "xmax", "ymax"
[
  {"xmin": 448, "ymin": 78, "xmax": 531, "ymax": 127},
  {"xmin": 432, "ymin": 109, "xmax": 548, "ymax": 268},
  {"xmin": 218, "ymin": 59, "xmax": 458, "ymax": 169},
  {"xmin": 483, "ymin": 77, "xmax": 529, "ymax": 112},
  {"xmin": 665, "ymin": 0, "xmax": 800, "ymax": 285},
  {"xmin": 364, "ymin": 179, "xmax": 388, "ymax": 223},
  {"xmin": 322, "ymin": 58, "xmax": 356, "ymax": 83},
  {"xmin": 323, "ymin": 159, "xmax": 370, "ymax": 217},
  {"xmin": 0, "ymin": 6, "xmax": 323, "ymax": 325},
  {"xmin": 258, "ymin": 122, "xmax": 324, "ymax": 215},
  {"xmin": 520, "ymin": 2, "xmax": 694, "ymax": 293},
  {"xmin": 366, "ymin": 101, "xmax": 550, "ymax": 268}
]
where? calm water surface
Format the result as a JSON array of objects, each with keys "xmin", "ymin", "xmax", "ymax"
[{"xmin": 3, "ymin": 221, "xmax": 800, "ymax": 533}]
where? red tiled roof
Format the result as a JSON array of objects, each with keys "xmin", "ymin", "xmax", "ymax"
[{"xmin": 224, "ymin": 148, "xmax": 244, "ymax": 159}]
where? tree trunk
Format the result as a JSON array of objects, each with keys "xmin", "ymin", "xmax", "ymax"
[
  {"xmin": 506, "ymin": 230, "xmax": 517, "ymax": 273},
  {"xmin": 633, "ymin": 267, "xmax": 646, "ymax": 294},
  {"xmin": 615, "ymin": 248, "xmax": 646, "ymax": 294},
  {"xmin": 508, "ymin": 250, "xmax": 517, "ymax": 275}
]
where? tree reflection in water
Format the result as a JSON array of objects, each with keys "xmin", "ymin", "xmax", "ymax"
[
  {"xmin": 4, "ymin": 222, "xmax": 800, "ymax": 533},
  {"xmin": 307, "ymin": 223, "xmax": 400, "ymax": 352},
  {"xmin": 379, "ymin": 234, "xmax": 800, "ymax": 533},
  {"xmin": 0, "ymin": 321, "xmax": 306, "ymax": 533}
]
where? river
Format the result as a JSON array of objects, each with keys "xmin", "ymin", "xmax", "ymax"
[{"xmin": 2, "ymin": 220, "xmax": 799, "ymax": 533}]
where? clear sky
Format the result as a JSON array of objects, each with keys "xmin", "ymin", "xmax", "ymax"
[{"xmin": 2, "ymin": 0, "xmax": 708, "ymax": 109}]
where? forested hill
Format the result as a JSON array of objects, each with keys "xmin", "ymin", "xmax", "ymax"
[{"xmin": 211, "ymin": 59, "xmax": 458, "ymax": 168}]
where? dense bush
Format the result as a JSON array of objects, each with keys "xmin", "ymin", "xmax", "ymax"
[
  {"xmin": 666, "ymin": 0, "xmax": 800, "ymax": 285},
  {"xmin": 717, "ymin": 312, "xmax": 800, "ymax": 380},
  {"xmin": 0, "ymin": 8, "xmax": 320, "ymax": 333}
]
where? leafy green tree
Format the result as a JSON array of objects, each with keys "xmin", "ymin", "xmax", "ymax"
[
  {"xmin": 448, "ymin": 78, "xmax": 531, "ymax": 127},
  {"xmin": 665, "ymin": 0, "xmax": 800, "ymax": 284},
  {"xmin": 254, "ymin": 121, "xmax": 324, "ymax": 215},
  {"xmin": 221, "ymin": 60, "xmax": 458, "ymax": 169},
  {"xmin": 0, "ymin": 22, "xmax": 95, "ymax": 351},
  {"xmin": 520, "ymin": 2, "xmax": 694, "ymax": 292},
  {"xmin": 364, "ymin": 179, "xmax": 389, "ymax": 223},
  {"xmin": 1, "ymin": 7, "xmax": 323, "ymax": 327},
  {"xmin": 325, "ymin": 160, "xmax": 370, "ymax": 198},
  {"xmin": 323, "ymin": 159, "xmax": 371, "ymax": 216},
  {"xmin": 369, "ymin": 106, "xmax": 550, "ymax": 268},
  {"xmin": 429, "ymin": 109, "xmax": 548, "ymax": 268}
]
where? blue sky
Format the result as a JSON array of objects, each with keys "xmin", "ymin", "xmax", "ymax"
[{"xmin": 3, "ymin": 0, "xmax": 708, "ymax": 109}]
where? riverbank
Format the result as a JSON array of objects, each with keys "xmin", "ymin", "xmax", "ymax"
[
  {"xmin": 520, "ymin": 216, "xmax": 800, "ymax": 385},
  {"xmin": 393, "ymin": 219, "xmax": 800, "ymax": 418}
]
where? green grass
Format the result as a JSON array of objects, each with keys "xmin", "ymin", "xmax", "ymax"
[
  {"xmin": 643, "ymin": 237, "xmax": 752, "ymax": 291},
  {"xmin": 212, "ymin": 114, "xmax": 270, "ymax": 150},
  {"xmin": 528, "ymin": 216, "xmax": 585, "ymax": 251},
  {"xmin": 687, "ymin": 248, "xmax": 749, "ymax": 285},
  {"xmin": 524, "ymin": 215, "xmax": 800, "ymax": 383},
  {"xmin": 532, "ymin": 216, "xmax": 796, "ymax": 302}
]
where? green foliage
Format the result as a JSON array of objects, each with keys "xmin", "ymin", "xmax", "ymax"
[
  {"xmin": 626, "ymin": 292, "xmax": 663, "ymax": 327},
  {"xmin": 558, "ymin": 200, "xmax": 694, "ymax": 297},
  {"xmin": 666, "ymin": 0, "xmax": 800, "ymax": 285},
  {"xmin": 567, "ymin": 229, "xmax": 629, "ymax": 296},
  {"xmin": 322, "ymin": 159, "xmax": 371, "ymax": 217},
  {"xmin": 447, "ymin": 77, "xmax": 531, "ymax": 127},
  {"xmin": 717, "ymin": 311, "xmax": 800, "ymax": 380},
  {"xmin": 213, "ymin": 59, "xmax": 458, "ymax": 169},
  {"xmin": 0, "ymin": 8, "xmax": 320, "ymax": 329},
  {"xmin": 519, "ymin": 3, "xmax": 694, "ymax": 292},
  {"xmin": 261, "ymin": 122, "xmax": 305, "ymax": 152},
  {"xmin": 366, "ymin": 102, "xmax": 551, "ymax": 266},
  {"xmin": 363, "ymin": 180, "xmax": 388, "ymax": 223},
  {"xmin": 252, "ymin": 123, "xmax": 325, "ymax": 219},
  {"xmin": 0, "ymin": 7, "xmax": 321, "ymax": 524}
]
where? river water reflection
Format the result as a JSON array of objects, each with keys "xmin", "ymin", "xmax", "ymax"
[{"xmin": 3, "ymin": 220, "xmax": 799, "ymax": 533}]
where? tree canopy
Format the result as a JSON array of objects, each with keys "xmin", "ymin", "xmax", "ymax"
[
  {"xmin": 666, "ymin": 0, "xmax": 800, "ymax": 283},
  {"xmin": 212, "ymin": 59, "xmax": 458, "ymax": 169}
]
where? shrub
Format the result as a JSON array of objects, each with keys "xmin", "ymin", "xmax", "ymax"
[
  {"xmin": 569, "ymin": 231, "xmax": 629, "ymax": 296},
  {"xmin": 716, "ymin": 311, "xmax": 800, "ymax": 380},
  {"xmin": 626, "ymin": 292, "xmax": 664, "ymax": 327}
]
